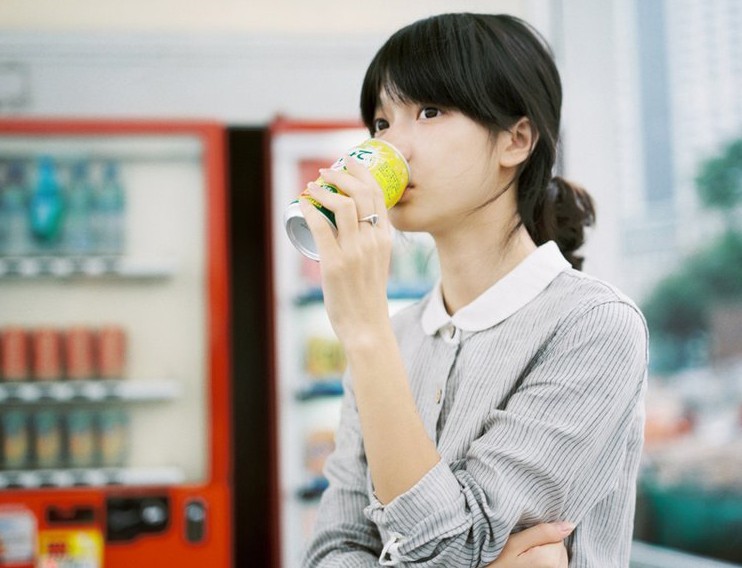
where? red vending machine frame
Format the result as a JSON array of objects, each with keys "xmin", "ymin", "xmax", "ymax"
[{"xmin": 0, "ymin": 119, "xmax": 232, "ymax": 568}]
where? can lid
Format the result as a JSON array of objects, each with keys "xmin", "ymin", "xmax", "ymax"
[{"xmin": 284, "ymin": 201, "xmax": 336, "ymax": 262}]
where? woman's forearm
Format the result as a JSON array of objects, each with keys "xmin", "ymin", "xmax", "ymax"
[{"xmin": 345, "ymin": 323, "xmax": 440, "ymax": 504}]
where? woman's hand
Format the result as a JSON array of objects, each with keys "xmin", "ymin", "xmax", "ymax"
[
  {"xmin": 486, "ymin": 522, "xmax": 573, "ymax": 568},
  {"xmin": 298, "ymin": 156, "xmax": 394, "ymax": 347}
]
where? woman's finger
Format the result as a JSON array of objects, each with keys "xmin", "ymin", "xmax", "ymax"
[
  {"xmin": 338, "ymin": 156, "xmax": 391, "ymax": 230},
  {"xmin": 319, "ymin": 166, "xmax": 377, "ymax": 220},
  {"xmin": 298, "ymin": 197, "xmax": 341, "ymax": 260},
  {"xmin": 487, "ymin": 523, "xmax": 573, "ymax": 567},
  {"xmin": 343, "ymin": 152, "xmax": 379, "ymax": 184},
  {"xmin": 505, "ymin": 522, "xmax": 574, "ymax": 555},
  {"xmin": 305, "ymin": 183, "xmax": 361, "ymax": 239},
  {"xmin": 518, "ymin": 542, "xmax": 569, "ymax": 568}
]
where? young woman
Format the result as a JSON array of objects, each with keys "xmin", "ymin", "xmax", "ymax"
[{"xmin": 299, "ymin": 13, "xmax": 648, "ymax": 567}]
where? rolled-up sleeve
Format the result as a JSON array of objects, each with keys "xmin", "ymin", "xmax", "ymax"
[
  {"xmin": 302, "ymin": 372, "xmax": 382, "ymax": 567},
  {"xmin": 361, "ymin": 301, "xmax": 648, "ymax": 566}
]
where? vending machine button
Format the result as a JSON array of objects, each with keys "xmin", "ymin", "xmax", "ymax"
[{"xmin": 184, "ymin": 499, "xmax": 206, "ymax": 544}]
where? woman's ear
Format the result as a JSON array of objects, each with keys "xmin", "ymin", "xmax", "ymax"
[{"xmin": 499, "ymin": 117, "xmax": 538, "ymax": 168}]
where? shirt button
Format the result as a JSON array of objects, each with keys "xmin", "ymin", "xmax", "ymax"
[
  {"xmin": 441, "ymin": 323, "xmax": 458, "ymax": 343},
  {"xmin": 435, "ymin": 388, "xmax": 442, "ymax": 404}
]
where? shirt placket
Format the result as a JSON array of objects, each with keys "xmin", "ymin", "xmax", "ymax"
[{"xmin": 430, "ymin": 322, "xmax": 462, "ymax": 443}]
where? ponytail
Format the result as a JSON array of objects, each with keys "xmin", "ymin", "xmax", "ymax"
[{"xmin": 531, "ymin": 176, "xmax": 595, "ymax": 271}]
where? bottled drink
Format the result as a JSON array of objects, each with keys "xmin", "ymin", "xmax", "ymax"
[
  {"xmin": 0, "ymin": 161, "xmax": 32, "ymax": 257},
  {"xmin": 32, "ymin": 409, "xmax": 64, "ymax": 469},
  {"xmin": 1, "ymin": 409, "xmax": 29, "ymax": 470},
  {"xmin": 29, "ymin": 156, "xmax": 65, "ymax": 254},
  {"xmin": 92, "ymin": 161, "xmax": 125, "ymax": 255},
  {"xmin": 97, "ymin": 408, "xmax": 128, "ymax": 467},
  {"xmin": 66, "ymin": 409, "xmax": 96, "ymax": 468},
  {"xmin": 63, "ymin": 160, "xmax": 93, "ymax": 255}
]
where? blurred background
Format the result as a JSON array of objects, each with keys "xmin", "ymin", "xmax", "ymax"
[{"xmin": 0, "ymin": 0, "xmax": 740, "ymax": 567}]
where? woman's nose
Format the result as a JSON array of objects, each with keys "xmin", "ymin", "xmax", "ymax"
[{"xmin": 380, "ymin": 132, "xmax": 412, "ymax": 164}]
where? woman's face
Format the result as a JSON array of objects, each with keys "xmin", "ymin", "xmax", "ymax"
[{"xmin": 372, "ymin": 90, "xmax": 513, "ymax": 236}]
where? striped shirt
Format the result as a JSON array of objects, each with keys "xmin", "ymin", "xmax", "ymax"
[{"xmin": 303, "ymin": 241, "xmax": 648, "ymax": 567}]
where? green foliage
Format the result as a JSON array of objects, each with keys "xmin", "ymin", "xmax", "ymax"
[
  {"xmin": 695, "ymin": 138, "xmax": 742, "ymax": 211},
  {"xmin": 687, "ymin": 230, "xmax": 742, "ymax": 300},
  {"xmin": 643, "ymin": 229, "xmax": 742, "ymax": 338},
  {"xmin": 643, "ymin": 269, "xmax": 709, "ymax": 340},
  {"xmin": 643, "ymin": 137, "xmax": 742, "ymax": 373}
]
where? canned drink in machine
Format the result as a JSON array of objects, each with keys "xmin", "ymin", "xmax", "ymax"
[
  {"xmin": 64, "ymin": 326, "xmax": 95, "ymax": 381},
  {"xmin": 31, "ymin": 328, "xmax": 62, "ymax": 382},
  {"xmin": 97, "ymin": 325, "xmax": 127, "ymax": 379},
  {"xmin": 284, "ymin": 139, "xmax": 410, "ymax": 261},
  {"xmin": 0, "ymin": 327, "xmax": 29, "ymax": 382}
]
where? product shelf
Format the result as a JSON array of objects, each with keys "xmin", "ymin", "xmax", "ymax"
[
  {"xmin": 0, "ymin": 466, "xmax": 186, "ymax": 490},
  {"xmin": 296, "ymin": 476, "xmax": 329, "ymax": 501},
  {"xmin": 0, "ymin": 379, "xmax": 181, "ymax": 405},
  {"xmin": 295, "ymin": 379, "xmax": 343, "ymax": 401},
  {"xmin": 0, "ymin": 256, "xmax": 176, "ymax": 279},
  {"xmin": 295, "ymin": 281, "xmax": 432, "ymax": 306}
]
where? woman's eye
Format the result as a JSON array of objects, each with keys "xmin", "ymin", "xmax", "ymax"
[
  {"xmin": 419, "ymin": 107, "xmax": 441, "ymax": 119},
  {"xmin": 373, "ymin": 118, "xmax": 389, "ymax": 133}
]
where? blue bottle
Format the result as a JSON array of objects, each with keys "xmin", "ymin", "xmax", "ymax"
[
  {"xmin": 0, "ymin": 161, "xmax": 32, "ymax": 257},
  {"xmin": 64, "ymin": 161, "xmax": 94, "ymax": 255},
  {"xmin": 29, "ymin": 156, "xmax": 65, "ymax": 253},
  {"xmin": 93, "ymin": 161, "xmax": 125, "ymax": 255}
]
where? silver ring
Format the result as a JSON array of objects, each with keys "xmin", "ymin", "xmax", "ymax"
[{"xmin": 358, "ymin": 213, "xmax": 379, "ymax": 227}]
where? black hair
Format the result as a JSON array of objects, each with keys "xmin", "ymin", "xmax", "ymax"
[{"xmin": 360, "ymin": 13, "xmax": 595, "ymax": 270}]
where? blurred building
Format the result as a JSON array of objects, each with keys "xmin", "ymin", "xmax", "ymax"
[{"xmin": 615, "ymin": 0, "xmax": 742, "ymax": 302}]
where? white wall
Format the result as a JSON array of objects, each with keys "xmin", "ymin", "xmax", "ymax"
[
  {"xmin": 0, "ymin": 33, "xmax": 379, "ymax": 122},
  {"xmin": 0, "ymin": 0, "xmax": 543, "ymax": 123},
  {"xmin": 559, "ymin": 0, "xmax": 623, "ymax": 285},
  {"xmin": 0, "ymin": 0, "xmax": 524, "ymax": 33}
]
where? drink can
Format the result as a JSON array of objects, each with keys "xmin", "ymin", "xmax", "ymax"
[
  {"xmin": 31, "ymin": 328, "xmax": 62, "ymax": 381},
  {"xmin": 1, "ymin": 409, "xmax": 29, "ymax": 470},
  {"xmin": 64, "ymin": 326, "xmax": 95, "ymax": 380},
  {"xmin": 284, "ymin": 139, "xmax": 410, "ymax": 261},
  {"xmin": 0, "ymin": 327, "xmax": 29, "ymax": 382},
  {"xmin": 97, "ymin": 326, "xmax": 126, "ymax": 379},
  {"xmin": 97, "ymin": 408, "xmax": 128, "ymax": 467},
  {"xmin": 31, "ymin": 409, "xmax": 63, "ymax": 469},
  {"xmin": 66, "ymin": 409, "xmax": 96, "ymax": 468}
]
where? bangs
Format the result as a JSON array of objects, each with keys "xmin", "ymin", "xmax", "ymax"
[{"xmin": 360, "ymin": 14, "xmax": 521, "ymax": 133}]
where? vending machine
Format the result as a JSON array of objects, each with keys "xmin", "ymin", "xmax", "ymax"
[
  {"xmin": 0, "ymin": 120, "xmax": 231, "ymax": 567},
  {"xmin": 267, "ymin": 119, "xmax": 438, "ymax": 567}
]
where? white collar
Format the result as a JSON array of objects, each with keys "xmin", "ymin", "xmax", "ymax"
[{"xmin": 421, "ymin": 241, "xmax": 570, "ymax": 336}]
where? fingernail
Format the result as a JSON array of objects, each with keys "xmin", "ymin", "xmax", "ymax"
[{"xmin": 557, "ymin": 522, "xmax": 575, "ymax": 534}]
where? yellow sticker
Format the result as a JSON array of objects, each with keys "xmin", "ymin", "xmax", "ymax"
[{"xmin": 37, "ymin": 529, "xmax": 103, "ymax": 568}]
